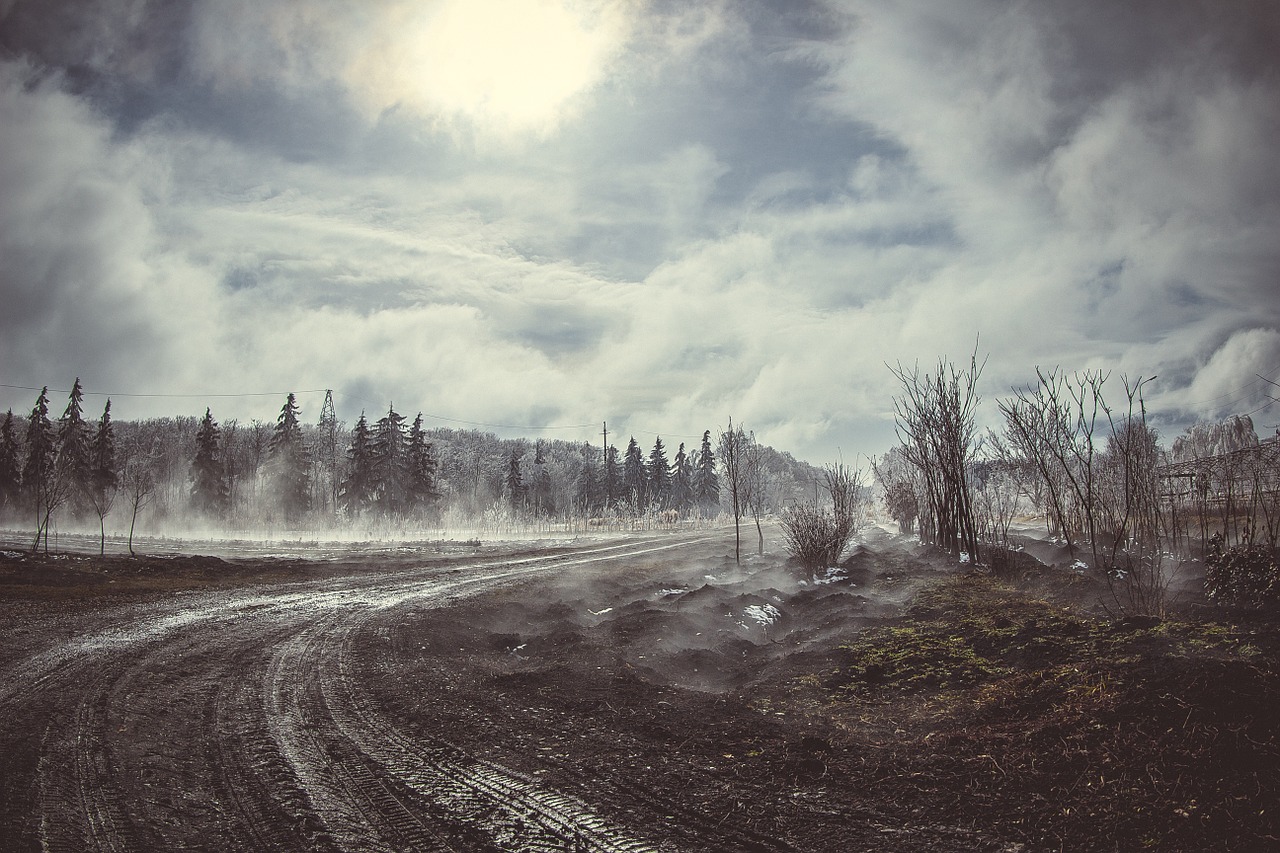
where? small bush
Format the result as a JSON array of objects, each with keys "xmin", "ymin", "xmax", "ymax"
[
  {"xmin": 1205, "ymin": 533, "xmax": 1280, "ymax": 606},
  {"xmin": 781, "ymin": 503, "xmax": 853, "ymax": 572}
]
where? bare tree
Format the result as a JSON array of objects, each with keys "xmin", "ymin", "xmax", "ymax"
[
  {"xmin": 718, "ymin": 418, "xmax": 749, "ymax": 564},
  {"xmin": 123, "ymin": 450, "xmax": 158, "ymax": 556},
  {"xmin": 889, "ymin": 347, "xmax": 985, "ymax": 561},
  {"xmin": 742, "ymin": 430, "xmax": 772, "ymax": 556}
]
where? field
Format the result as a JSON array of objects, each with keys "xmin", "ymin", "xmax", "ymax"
[{"xmin": 0, "ymin": 526, "xmax": 1276, "ymax": 852}]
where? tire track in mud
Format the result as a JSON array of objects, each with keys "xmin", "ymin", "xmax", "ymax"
[
  {"xmin": 6, "ymin": 535, "xmax": 720, "ymax": 851},
  {"xmin": 320, "ymin": 617, "xmax": 658, "ymax": 852}
]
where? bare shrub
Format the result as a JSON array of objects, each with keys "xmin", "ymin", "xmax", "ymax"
[
  {"xmin": 782, "ymin": 464, "xmax": 864, "ymax": 573},
  {"xmin": 781, "ymin": 504, "xmax": 847, "ymax": 571},
  {"xmin": 888, "ymin": 346, "xmax": 984, "ymax": 560}
]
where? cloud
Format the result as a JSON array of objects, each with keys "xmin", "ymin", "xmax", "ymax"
[
  {"xmin": 0, "ymin": 60, "xmax": 201, "ymax": 399},
  {"xmin": 2, "ymin": 0, "xmax": 1278, "ymax": 462}
]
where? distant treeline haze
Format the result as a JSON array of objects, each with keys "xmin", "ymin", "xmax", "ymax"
[{"xmin": 0, "ymin": 382, "xmax": 824, "ymax": 544}]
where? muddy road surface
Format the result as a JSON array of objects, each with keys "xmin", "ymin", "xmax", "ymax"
[{"xmin": 0, "ymin": 529, "xmax": 1015, "ymax": 852}]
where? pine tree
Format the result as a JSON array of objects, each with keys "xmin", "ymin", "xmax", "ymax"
[
  {"xmin": 670, "ymin": 441, "xmax": 693, "ymax": 514},
  {"xmin": 603, "ymin": 444, "xmax": 619, "ymax": 508},
  {"xmin": 532, "ymin": 439, "xmax": 554, "ymax": 516},
  {"xmin": 90, "ymin": 400, "xmax": 118, "ymax": 555},
  {"xmin": 575, "ymin": 442, "xmax": 601, "ymax": 513},
  {"xmin": 506, "ymin": 449, "xmax": 524, "ymax": 511},
  {"xmin": 372, "ymin": 404, "xmax": 409, "ymax": 516},
  {"xmin": 191, "ymin": 408, "xmax": 228, "ymax": 517},
  {"xmin": 406, "ymin": 413, "xmax": 439, "ymax": 517},
  {"xmin": 623, "ymin": 437, "xmax": 646, "ymax": 508},
  {"xmin": 58, "ymin": 378, "xmax": 92, "ymax": 518},
  {"xmin": 339, "ymin": 412, "xmax": 375, "ymax": 517},
  {"xmin": 268, "ymin": 392, "xmax": 311, "ymax": 523},
  {"xmin": 24, "ymin": 388, "xmax": 60, "ymax": 551},
  {"xmin": 647, "ymin": 436, "xmax": 670, "ymax": 509},
  {"xmin": 0, "ymin": 410, "xmax": 21, "ymax": 516},
  {"xmin": 693, "ymin": 429, "xmax": 720, "ymax": 516}
]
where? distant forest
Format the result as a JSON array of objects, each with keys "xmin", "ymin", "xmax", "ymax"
[{"xmin": 0, "ymin": 381, "xmax": 824, "ymax": 546}]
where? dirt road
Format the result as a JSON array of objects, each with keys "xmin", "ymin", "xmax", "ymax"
[
  {"xmin": 5, "ymin": 533, "xmax": 791, "ymax": 852},
  {"xmin": 0, "ymin": 526, "xmax": 1001, "ymax": 852}
]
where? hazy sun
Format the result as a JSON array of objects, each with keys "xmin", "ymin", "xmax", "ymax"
[{"xmin": 353, "ymin": 0, "xmax": 629, "ymax": 136}]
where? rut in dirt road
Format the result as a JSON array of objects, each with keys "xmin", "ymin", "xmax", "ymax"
[{"xmin": 0, "ymin": 536, "xmax": 727, "ymax": 852}]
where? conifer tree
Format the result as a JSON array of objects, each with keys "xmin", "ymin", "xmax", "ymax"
[
  {"xmin": 670, "ymin": 441, "xmax": 693, "ymax": 514},
  {"xmin": 191, "ymin": 408, "xmax": 228, "ymax": 516},
  {"xmin": 693, "ymin": 429, "xmax": 720, "ymax": 516},
  {"xmin": 0, "ymin": 410, "xmax": 21, "ymax": 516},
  {"xmin": 90, "ymin": 400, "xmax": 118, "ymax": 554},
  {"xmin": 647, "ymin": 436, "xmax": 670, "ymax": 509},
  {"xmin": 603, "ymin": 444, "xmax": 619, "ymax": 508},
  {"xmin": 372, "ymin": 404, "xmax": 409, "ymax": 516},
  {"xmin": 532, "ymin": 439, "xmax": 554, "ymax": 516},
  {"xmin": 623, "ymin": 437, "xmax": 646, "ymax": 508},
  {"xmin": 406, "ymin": 413, "xmax": 439, "ymax": 517},
  {"xmin": 268, "ymin": 392, "xmax": 311, "ymax": 522},
  {"xmin": 339, "ymin": 412, "xmax": 375, "ymax": 517},
  {"xmin": 575, "ymin": 442, "xmax": 601, "ymax": 513},
  {"xmin": 58, "ymin": 378, "xmax": 92, "ymax": 518},
  {"xmin": 506, "ymin": 449, "xmax": 524, "ymax": 511},
  {"xmin": 24, "ymin": 388, "xmax": 61, "ymax": 551}
]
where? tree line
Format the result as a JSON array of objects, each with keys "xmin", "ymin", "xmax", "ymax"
[{"xmin": 0, "ymin": 382, "xmax": 824, "ymax": 551}]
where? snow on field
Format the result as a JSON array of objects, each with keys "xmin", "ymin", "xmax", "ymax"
[{"xmin": 742, "ymin": 603, "xmax": 781, "ymax": 626}]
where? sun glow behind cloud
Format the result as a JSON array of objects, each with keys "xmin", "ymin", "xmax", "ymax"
[{"xmin": 349, "ymin": 0, "xmax": 630, "ymax": 137}]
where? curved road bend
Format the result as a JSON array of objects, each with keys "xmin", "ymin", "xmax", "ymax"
[{"xmin": 0, "ymin": 535, "xmax": 716, "ymax": 853}]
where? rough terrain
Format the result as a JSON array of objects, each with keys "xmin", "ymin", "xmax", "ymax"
[{"xmin": 0, "ymin": 526, "xmax": 1276, "ymax": 852}]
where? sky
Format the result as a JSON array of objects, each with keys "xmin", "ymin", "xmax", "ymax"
[{"xmin": 1, "ymin": 0, "xmax": 1278, "ymax": 464}]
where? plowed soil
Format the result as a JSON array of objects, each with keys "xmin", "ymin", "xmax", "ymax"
[{"xmin": 0, "ymin": 527, "xmax": 1276, "ymax": 852}]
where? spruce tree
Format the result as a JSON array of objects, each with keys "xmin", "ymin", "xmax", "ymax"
[
  {"xmin": 24, "ymin": 388, "xmax": 59, "ymax": 551},
  {"xmin": 693, "ymin": 429, "xmax": 720, "ymax": 516},
  {"xmin": 0, "ymin": 410, "xmax": 21, "ymax": 516},
  {"xmin": 90, "ymin": 400, "xmax": 118, "ymax": 554},
  {"xmin": 339, "ymin": 412, "xmax": 375, "ymax": 517},
  {"xmin": 506, "ymin": 449, "xmax": 524, "ymax": 511},
  {"xmin": 268, "ymin": 392, "xmax": 311, "ymax": 523},
  {"xmin": 406, "ymin": 413, "xmax": 439, "ymax": 517},
  {"xmin": 532, "ymin": 439, "xmax": 554, "ymax": 516},
  {"xmin": 623, "ymin": 437, "xmax": 646, "ymax": 508},
  {"xmin": 670, "ymin": 441, "xmax": 693, "ymax": 514},
  {"xmin": 191, "ymin": 408, "xmax": 228, "ymax": 516},
  {"xmin": 58, "ymin": 378, "xmax": 92, "ymax": 518},
  {"xmin": 603, "ymin": 444, "xmax": 619, "ymax": 508},
  {"xmin": 647, "ymin": 436, "xmax": 670, "ymax": 509},
  {"xmin": 575, "ymin": 442, "xmax": 601, "ymax": 513},
  {"xmin": 372, "ymin": 404, "xmax": 409, "ymax": 516}
]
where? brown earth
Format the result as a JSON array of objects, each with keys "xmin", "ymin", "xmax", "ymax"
[{"xmin": 0, "ymin": 527, "xmax": 1276, "ymax": 852}]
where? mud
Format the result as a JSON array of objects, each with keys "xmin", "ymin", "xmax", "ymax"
[{"xmin": 5, "ymin": 527, "xmax": 1268, "ymax": 851}]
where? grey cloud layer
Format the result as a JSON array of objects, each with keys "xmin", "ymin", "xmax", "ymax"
[{"xmin": 1, "ymin": 0, "xmax": 1277, "ymax": 459}]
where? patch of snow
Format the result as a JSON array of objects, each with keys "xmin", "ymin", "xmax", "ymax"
[
  {"xmin": 813, "ymin": 566, "xmax": 847, "ymax": 585},
  {"xmin": 588, "ymin": 607, "xmax": 613, "ymax": 616},
  {"xmin": 704, "ymin": 574, "xmax": 718, "ymax": 582},
  {"xmin": 656, "ymin": 588, "xmax": 687, "ymax": 597},
  {"xmin": 1071, "ymin": 560, "xmax": 1089, "ymax": 574},
  {"xmin": 743, "ymin": 603, "xmax": 781, "ymax": 626},
  {"xmin": 959, "ymin": 551, "xmax": 971, "ymax": 563}
]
